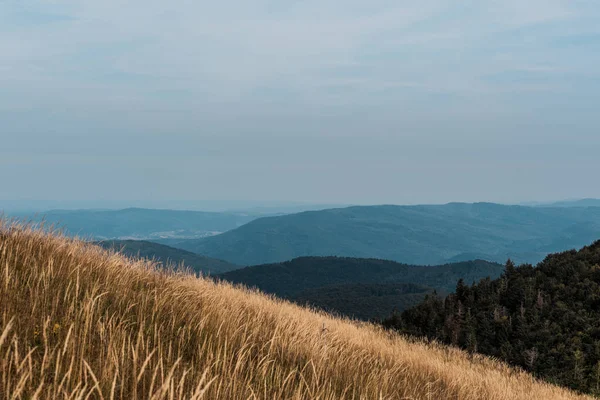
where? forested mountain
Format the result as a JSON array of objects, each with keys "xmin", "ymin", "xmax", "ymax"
[
  {"xmin": 293, "ymin": 283, "xmax": 435, "ymax": 320},
  {"xmin": 383, "ymin": 241, "xmax": 600, "ymax": 395},
  {"xmin": 13, "ymin": 208, "xmax": 257, "ymax": 240},
  {"xmin": 219, "ymin": 257, "xmax": 503, "ymax": 320},
  {"xmin": 166, "ymin": 203, "xmax": 600, "ymax": 266},
  {"xmin": 98, "ymin": 240, "xmax": 239, "ymax": 275}
]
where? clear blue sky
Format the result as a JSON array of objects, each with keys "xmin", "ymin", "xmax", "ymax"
[{"xmin": 2, "ymin": 1, "xmax": 599, "ymax": 208}]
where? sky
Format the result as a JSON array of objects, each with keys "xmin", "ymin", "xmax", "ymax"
[{"xmin": 2, "ymin": 0, "xmax": 600, "ymax": 209}]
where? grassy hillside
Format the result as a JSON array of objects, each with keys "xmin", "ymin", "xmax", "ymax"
[
  {"xmin": 385, "ymin": 241, "xmax": 600, "ymax": 395},
  {"xmin": 170, "ymin": 203, "xmax": 600, "ymax": 266},
  {"xmin": 97, "ymin": 240, "xmax": 239, "ymax": 274},
  {"xmin": 0, "ymin": 223, "xmax": 588, "ymax": 399},
  {"xmin": 219, "ymin": 257, "xmax": 502, "ymax": 320},
  {"xmin": 13, "ymin": 207, "xmax": 257, "ymax": 240}
]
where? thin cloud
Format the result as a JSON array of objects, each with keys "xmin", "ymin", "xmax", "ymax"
[{"xmin": 2, "ymin": 1, "xmax": 600, "ymax": 204}]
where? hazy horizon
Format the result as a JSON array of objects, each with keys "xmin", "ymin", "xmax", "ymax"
[
  {"xmin": 2, "ymin": 197, "xmax": 599, "ymax": 213},
  {"xmin": 3, "ymin": 1, "xmax": 600, "ymax": 205}
]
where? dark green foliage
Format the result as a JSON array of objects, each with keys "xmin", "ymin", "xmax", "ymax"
[
  {"xmin": 383, "ymin": 241, "xmax": 600, "ymax": 395},
  {"xmin": 171, "ymin": 203, "xmax": 600, "ymax": 266},
  {"xmin": 219, "ymin": 257, "xmax": 502, "ymax": 320},
  {"xmin": 293, "ymin": 283, "xmax": 436, "ymax": 321},
  {"xmin": 98, "ymin": 240, "xmax": 239, "ymax": 275}
]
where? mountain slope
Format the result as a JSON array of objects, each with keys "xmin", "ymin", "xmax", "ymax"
[
  {"xmin": 219, "ymin": 257, "xmax": 502, "ymax": 320},
  {"xmin": 385, "ymin": 241, "xmax": 600, "ymax": 395},
  {"xmin": 220, "ymin": 257, "xmax": 503, "ymax": 297},
  {"xmin": 0, "ymin": 222, "xmax": 587, "ymax": 399},
  {"xmin": 14, "ymin": 207, "xmax": 257, "ymax": 240},
  {"xmin": 293, "ymin": 282, "xmax": 436, "ymax": 321},
  {"xmin": 170, "ymin": 203, "xmax": 600, "ymax": 265},
  {"xmin": 97, "ymin": 239, "xmax": 238, "ymax": 274}
]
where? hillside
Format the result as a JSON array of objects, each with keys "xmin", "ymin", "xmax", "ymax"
[
  {"xmin": 384, "ymin": 241, "xmax": 600, "ymax": 395},
  {"xmin": 0, "ymin": 222, "xmax": 588, "ymax": 399},
  {"xmin": 168, "ymin": 203, "xmax": 600, "ymax": 266},
  {"xmin": 293, "ymin": 283, "xmax": 436, "ymax": 321},
  {"xmin": 97, "ymin": 240, "xmax": 238, "ymax": 274},
  {"xmin": 13, "ymin": 207, "xmax": 257, "ymax": 240},
  {"xmin": 219, "ymin": 257, "xmax": 503, "ymax": 320},
  {"xmin": 220, "ymin": 257, "xmax": 503, "ymax": 296}
]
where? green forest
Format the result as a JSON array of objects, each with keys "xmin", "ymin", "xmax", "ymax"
[
  {"xmin": 383, "ymin": 241, "xmax": 600, "ymax": 395},
  {"xmin": 219, "ymin": 257, "xmax": 502, "ymax": 320}
]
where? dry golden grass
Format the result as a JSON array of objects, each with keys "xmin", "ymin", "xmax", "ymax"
[{"xmin": 0, "ymin": 221, "xmax": 591, "ymax": 400}]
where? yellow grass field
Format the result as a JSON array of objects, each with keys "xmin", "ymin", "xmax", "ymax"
[{"xmin": 0, "ymin": 221, "xmax": 591, "ymax": 399}]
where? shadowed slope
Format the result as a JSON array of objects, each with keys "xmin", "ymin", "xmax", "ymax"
[
  {"xmin": 292, "ymin": 282, "xmax": 436, "ymax": 321},
  {"xmin": 219, "ymin": 257, "xmax": 502, "ymax": 296},
  {"xmin": 0, "ymin": 222, "xmax": 589, "ymax": 399},
  {"xmin": 219, "ymin": 257, "xmax": 502, "ymax": 320}
]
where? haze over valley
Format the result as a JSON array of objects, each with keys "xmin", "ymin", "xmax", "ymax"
[{"xmin": 12, "ymin": 201, "xmax": 600, "ymax": 267}]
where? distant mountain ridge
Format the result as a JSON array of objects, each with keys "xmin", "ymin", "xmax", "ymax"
[
  {"xmin": 166, "ymin": 203, "xmax": 600, "ymax": 266},
  {"xmin": 13, "ymin": 207, "xmax": 259, "ymax": 240},
  {"xmin": 542, "ymin": 198, "xmax": 600, "ymax": 208}
]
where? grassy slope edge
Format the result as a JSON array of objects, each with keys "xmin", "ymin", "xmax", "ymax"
[
  {"xmin": 97, "ymin": 239, "xmax": 239, "ymax": 275},
  {"xmin": 0, "ymin": 222, "xmax": 589, "ymax": 399}
]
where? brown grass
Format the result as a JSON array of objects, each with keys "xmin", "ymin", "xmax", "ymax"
[{"xmin": 0, "ymin": 221, "xmax": 591, "ymax": 400}]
